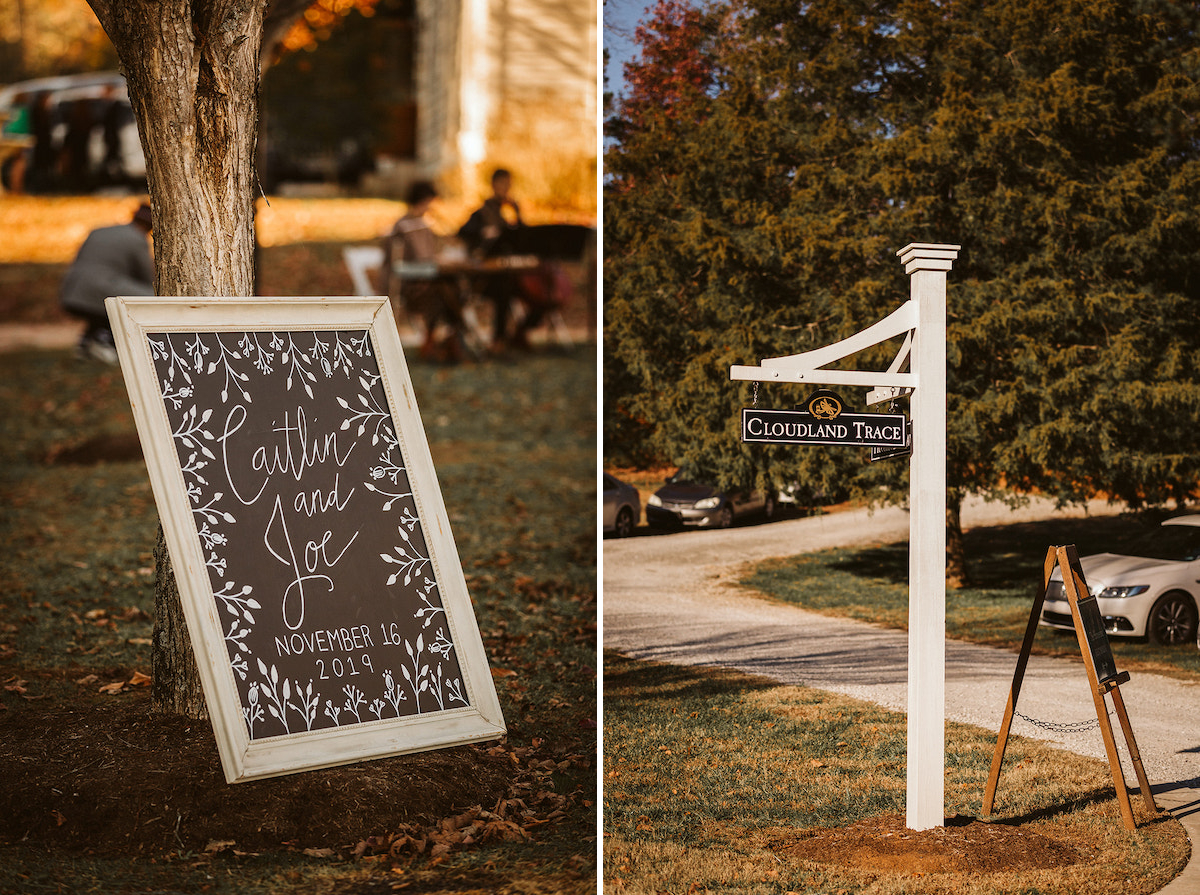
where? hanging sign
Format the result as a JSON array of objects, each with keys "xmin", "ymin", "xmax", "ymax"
[
  {"xmin": 742, "ymin": 406, "xmax": 907, "ymax": 448},
  {"xmin": 106, "ymin": 296, "xmax": 505, "ymax": 783}
]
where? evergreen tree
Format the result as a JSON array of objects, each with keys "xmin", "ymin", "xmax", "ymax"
[{"xmin": 605, "ymin": 0, "xmax": 1200, "ymax": 580}]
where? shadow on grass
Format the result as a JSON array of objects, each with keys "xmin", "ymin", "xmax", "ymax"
[
  {"xmin": 828, "ymin": 515, "xmax": 1162, "ymax": 590},
  {"xmin": 988, "ymin": 786, "xmax": 1120, "ymax": 826},
  {"xmin": 604, "ymin": 650, "xmax": 776, "ymax": 702}
]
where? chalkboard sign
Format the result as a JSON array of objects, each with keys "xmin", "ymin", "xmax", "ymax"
[
  {"xmin": 1076, "ymin": 596, "xmax": 1120, "ymax": 684},
  {"xmin": 107, "ymin": 296, "xmax": 505, "ymax": 782}
]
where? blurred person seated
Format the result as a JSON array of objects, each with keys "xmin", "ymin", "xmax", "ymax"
[
  {"xmin": 60, "ymin": 203, "xmax": 154, "ymax": 363},
  {"xmin": 380, "ymin": 180, "xmax": 466, "ymax": 363},
  {"xmin": 457, "ymin": 168, "xmax": 531, "ymax": 350}
]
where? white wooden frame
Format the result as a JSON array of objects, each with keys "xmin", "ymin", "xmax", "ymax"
[
  {"xmin": 731, "ymin": 243, "xmax": 959, "ymax": 830},
  {"xmin": 107, "ymin": 295, "xmax": 505, "ymax": 782}
]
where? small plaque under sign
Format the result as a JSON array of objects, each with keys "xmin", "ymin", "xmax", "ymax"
[{"xmin": 870, "ymin": 418, "xmax": 912, "ymax": 462}]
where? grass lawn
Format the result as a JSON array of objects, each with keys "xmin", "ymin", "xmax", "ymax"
[
  {"xmin": 0, "ymin": 343, "xmax": 597, "ymax": 893},
  {"xmin": 604, "ymin": 653, "xmax": 1188, "ymax": 895},
  {"xmin": 743, "ymin": 514, "xmax": 1200, "ymax": 681}
]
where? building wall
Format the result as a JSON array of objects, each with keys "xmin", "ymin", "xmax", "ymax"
[{"xmin": 417, "ymin": 0, "xmax": 597, "ymax": 206}]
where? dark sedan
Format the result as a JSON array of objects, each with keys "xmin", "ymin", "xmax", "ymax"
[{"xmin": 645, "ymin": 469, "xmax": 775, "ymax": 530}]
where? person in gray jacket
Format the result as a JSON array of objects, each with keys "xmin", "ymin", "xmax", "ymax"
[{"xmin": 60, "ymin": 202, "xmax": 154, "ymax": 362}]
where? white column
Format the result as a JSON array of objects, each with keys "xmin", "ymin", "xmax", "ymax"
[{"xmin": 898, "ymin": 243, "xmax": 959, "ymax": 831}]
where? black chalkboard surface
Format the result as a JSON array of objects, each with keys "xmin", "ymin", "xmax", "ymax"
[
  {"xmin": 108, "ymin": 297, "xmax": 505, "ymax": 782},
  {"xmin": 1076, "ymin": 596, "xmax": 1120, "ymax": 684}
]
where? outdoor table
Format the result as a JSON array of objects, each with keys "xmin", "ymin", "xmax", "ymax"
[{"xmin": 393, "ymin": 255, "xmax": 542, "ymax": 355}]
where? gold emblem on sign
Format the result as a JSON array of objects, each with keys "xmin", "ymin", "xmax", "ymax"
[{"xmin": 808, "ymin": 394, "xmax": 842, "ymax": 419}]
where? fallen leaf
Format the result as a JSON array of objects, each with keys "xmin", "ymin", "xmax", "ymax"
[
  {"xmin": 75, "ymin": 674, "xmax": 100, "ymax": 685},
  {"xmin": 3, "ymin": 678, "xmax": 28, "ymax": 695},
  {"xmin": 51, "ymin": 809, "xmax": 66, "ymax": 826},
  {"xmin": 303, "ymin": 847, "xmax": 335, "ymax": 858},
  {"xmin": 128, "ymin": 670, "xmax": 152, "ymax": 687},
  {"xmin": 205, "ymin": 840, "xmax": 236, "ymax": 853},
  {"xmin": 99, "ymin": 681, "xmax": 126, "ymax": 695}
]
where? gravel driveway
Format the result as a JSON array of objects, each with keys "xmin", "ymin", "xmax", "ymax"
[{"xmin": 603, "ymin": 494, "xmax": 1200, "ymax": 808}]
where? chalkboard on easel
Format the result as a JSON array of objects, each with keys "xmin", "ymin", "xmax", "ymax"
[
  {"xmin": 983, "ymin": 544, "xmax": 1156, "ymax": 831},
  {"xmin": 107, "ymin": 296, "xmax": 505, "ymax": 783}
]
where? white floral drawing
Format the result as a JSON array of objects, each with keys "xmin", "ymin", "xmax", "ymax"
[
  {"xmin": 342, "ymin": 684, "xmax": 366, "ymax": 723},
  {"xmin": 205, "ymin": 334, "xmax": 252, "ymax": 404},
  {"xmin": 150, "ymin": 335, "xmax": 194, "ymax": 385},
  {"xmin": 280, "ymin": 333, "xmax": 318, "ymax": 398},
  {"xmin": 171, "ymin": 405, "xmax": 216, "ymax": 462},
  {"xmin": 382, "ymin": 669, "xmax": 408, "ymax": 716},
  {"xmin": 184, "ymin": 334, "xmax": 210, "ymax": 372},
  {"xmin": 243, "ymin": 684, "xmax": 264, "ymax": 736},
  {"xmin": 324, "ymin": 699, "xmax": 341, "ymax": 726},
  {"xmin": 364, "ymin": 445, "xmax": 413, "ymax": 510},
  {"xmin": 255, "ymin": 659, "xmax": 293, "ymax": 734},
  {"xmin": 380, "ymin": 524, "xmax": 430, "ymax": 587},
  {"xmin": 414, "ymin": 578, "xmax": 445, "ymax": 628},
  {"xmin": 161, "ymin": 381, "xmax": 194, "ymax": 410},
  {"xmin": 287, "ymin": 679, "xmax": 320, "ymax": 731}
]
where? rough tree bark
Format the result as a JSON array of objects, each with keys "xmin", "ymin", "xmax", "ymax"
[{"xmin": 86, "ymin": 0, "xmax": 274, "ymax": 718}]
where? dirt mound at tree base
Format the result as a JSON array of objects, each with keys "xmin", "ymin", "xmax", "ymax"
[
  {"xmin": 0, "ymin": 691, "xmax": 512, "ymax": 856},
  {"xmin": 768, "ymin": 812, "xmax": 1086, "ymax": 873}
]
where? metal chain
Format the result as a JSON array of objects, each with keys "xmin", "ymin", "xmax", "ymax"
[
  {"xmin": 752, "ymin": 381, "xmax": 759, "ymax": 407},
  {"xmin": 1013, "ymin": 710, "xmax": 1102, "ymax": 734}
]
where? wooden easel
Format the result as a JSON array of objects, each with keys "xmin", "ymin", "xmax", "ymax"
[{"xmin": 982, "ymin": 545, "xmax": 1157, "ymax": 830}]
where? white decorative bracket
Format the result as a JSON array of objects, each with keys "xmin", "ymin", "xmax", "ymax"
[
  {"xmin": 730, "ymin": 300, "xmax": 916, "ymax": 389},
  {"xmin": 729, "ymin": 243, "xmax": 960, "ymax": 400}
]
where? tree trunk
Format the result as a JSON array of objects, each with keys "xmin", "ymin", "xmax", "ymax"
[
  {"xmin": 946, "ymin": 490, "xmax": 968, "ymax": 589},
  {"xmin": 152, "ymin": 525, "xmax": 208, "ymax": 718},
  {"xmin": 87, "ymin": 0, "xmax": 266, "ymax": 718}
]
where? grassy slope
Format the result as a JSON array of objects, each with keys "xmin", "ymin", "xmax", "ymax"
[{"xmin": 604, "ymin": 653, "xmax": 1187, "ymax": 895}]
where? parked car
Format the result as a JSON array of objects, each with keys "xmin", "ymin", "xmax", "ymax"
[
  {"xmin": 0, "ymin": 71, "xmax": 146, "ymax": 193},
  {"xmin": 1040, "ymin": 515, "xmax": 1200, "ymax": 646},
  {"xmin": 603, "ymin": 472, "xmax": 640, "ymax": 538},
  {"xmin": 645, "ymin": 468, "xmax": 775, "ymax": 530}
]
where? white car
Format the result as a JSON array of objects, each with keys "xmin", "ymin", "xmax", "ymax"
[
  {"xmin": 1040, "ymin": 515, "xmax": 1200, "ymax": 646},
  {"xmin": 603, "ymin": 472, "xmax": 640, "ymax": 538}
]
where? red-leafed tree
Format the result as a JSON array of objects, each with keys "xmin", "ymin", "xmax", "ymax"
[
  {"xmin": 612, "ymin": 0, "xmax": 718, "ymax": 139},
  {"xmin": 604, "ymin": 0, "xmax": 726, "ymax": 464}
]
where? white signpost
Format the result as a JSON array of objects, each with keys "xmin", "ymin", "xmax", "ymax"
[{"xmin": 730, "ymin": 242, "xmax": 959, "ymax": 831}]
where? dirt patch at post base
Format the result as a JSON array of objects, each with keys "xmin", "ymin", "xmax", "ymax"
[
  {"xmin": 0, "ymin": 690, "xmax": 512, "ymax": 856},
  {"xmin": 765, "ymin": 813, "xmax": 1086, "ymax": 873}
]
